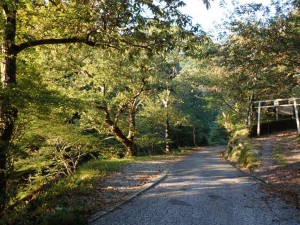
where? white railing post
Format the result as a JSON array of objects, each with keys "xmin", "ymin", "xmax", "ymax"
[
  {"xmin": 293, "ymin": 98, "xmax": 300, "ymax": 135},
  {"xmin": 257, "ymin": 101, "xmax": 261, "ymax": 136}
]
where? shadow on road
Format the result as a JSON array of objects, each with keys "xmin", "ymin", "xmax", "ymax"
[{"xmin": 91, "ymin": 147, "xmax": 300, "ymax": 225}]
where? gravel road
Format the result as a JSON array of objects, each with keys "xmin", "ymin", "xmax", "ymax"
[{"xmin": 90, "ymin": 147, "xmax": 300, "ymax": 225}]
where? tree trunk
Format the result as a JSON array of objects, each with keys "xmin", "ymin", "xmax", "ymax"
[
  {"xmin": 163, "ymin": 90, "xmax": 171, "ymax": 154},
  {"xmin": 192, "ymin": 124, "xmax": 197, "ymax": 146},
  {"xmin": 0, "ymin": 4, "xmax": 18, "ymax": 211},
  {"xmin": 100, "ymin": 106, "xmax": 137, "ymax": 157},
  {"xmin": 126, "ymin": 106, "xmax": 137, "ymax": 156},
  {"xmin": 124, "ymin": 140, "xmax": 137, "ymax": 157},
  {"xmin": 246, "ymin": 93, "xmax": 254, "ymax": 127},
  {"xmin": 113, "ymin": 125, "xmax": 136, "ymax": 157},
  {"xmin": 1, "ymin": 4, "xmax": 17, "ymax": 86},
  {"xmin": 165, "ymin": 110, "xmax": 170, "ymax": 154},
  {"xmin": 127, "ymin": 106, "xmax": 136, "ymax": 143}
]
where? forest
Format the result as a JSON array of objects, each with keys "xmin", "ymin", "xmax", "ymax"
[{"xmin": 0, "ymin": 0, "xmax": 299, "ymax": 224}]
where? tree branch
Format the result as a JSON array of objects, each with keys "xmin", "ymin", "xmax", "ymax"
[
  {"xmin": 14, "ymin": 33, "xmax": 158, "ymax": 55},
  {"xmin": 217, "ymin": 93, "xmax": 243, "ymax": 115},
  {"xmin": 114, "ymin": 78, "xmax": 146, "ymax": 123},
  {"xmin": 114, "ymin": 102, "xmax": 129, "ymax": 123},
  {"xmin": 96, "ymin": 105, "xmax": 114, "ymax": 127},
  {"xmin": 14, "ymin": 37, "xmax": 100, "ymax": 54},
  {"xmin": 133, "ymin": 78, "xmax": 146, "ymax": 99}
]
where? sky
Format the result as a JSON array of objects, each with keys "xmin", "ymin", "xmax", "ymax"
[{"xmin": 180, "ymin": 0, "xmax": 273, "ymax": 32}]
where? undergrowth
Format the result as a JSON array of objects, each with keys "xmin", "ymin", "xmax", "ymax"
[
  {"xmin": 2, "ymin": 148, "xmax": 192, "ymax": 225},
  {"xmin": 272, "ymin": 143, "xmax": 286, "ymax": 165},
  {"xmin": 2, "ymin": 158, "xmax": 132, "ymax": 225},
  {"xmin": 225, "ymin": 128, "xmax": 259, "ymax": 171}
]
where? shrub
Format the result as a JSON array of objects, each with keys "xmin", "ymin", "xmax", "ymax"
[
  {"xmin": 225, "ymin": 128, "xmax": 259, "ymax": 170},
  {"xmin": 40, "ymin": 208, "xmax": 86, "ymax": 225}
]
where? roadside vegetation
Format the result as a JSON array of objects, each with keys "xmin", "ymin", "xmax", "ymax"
[
  {"xmin": 4, "ymin": 148, "xmax": 194, "ymax": 225},
  {"xmin": 272, "ymin": 143, "xmax": 287, "ymax": 166},
  {"xmin": 1, "ymin": 0, "xmax": 300, "ymax": 224},
  {"xmin": 214, "ymin": 0, "xmax": 300, "ymax": 170},
  {"xmin": 225, "ymin": 128, "xmax": 259, "ymax": 171}
]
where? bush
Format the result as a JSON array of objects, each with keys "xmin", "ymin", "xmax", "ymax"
[
  {"xmin": 40, "ymin": 208, "xmax": 86, "ymax": 225},
  {"xmin": 209, "ymin": 122, "xmax": 228, "ymax": 146},
  {"xmin": 225, "ymin": 128, "xmax": 259, "ymax": 170}
]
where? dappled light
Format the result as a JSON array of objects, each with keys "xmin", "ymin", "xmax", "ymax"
[
  {"xmin": 92, "ymin": 148, "xmax": 300, "ymax": 225},
  {"xmin": 1, "ymin": 0, "xmax": 300, "ymax": 224}
]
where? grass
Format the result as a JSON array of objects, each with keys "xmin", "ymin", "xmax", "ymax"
[
  {"xmin": 38, "ymin": 158, "xmax": 133, "ymax": 208},
  {"xmin": 272, "ymin": 143, "xmax": 286, "ymax": 166},
  {"xmin": 136, "ymin": 147, "xmax": 191, "ymax": 161},
  {"xmin": 225, "ymin": 128, "xmax": 260, "ymax": 171},
  {"xmin": 226, "ymin": 143, "xmax": 259, "ymax": 171},
  {"xmin": 3, "ymin": 148, "xmax": 193, "ymax": 225},
  {"xmin": 3, "ymin": 158, "xmax": 133, "ymax": 225}
]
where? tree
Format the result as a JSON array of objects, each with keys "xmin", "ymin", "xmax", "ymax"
[
  {"xmin": 1, "ymin": 54, "xmax": 103, "ymax": 212},
  {"xmin": 0, "ymin": 0, "xmax": 212, "ymax": 210},
  {"xmin": 169, "ymin": 54, "xmax": 218, "ymax": 147},
  {"xmin": 35, "ymin": 45, "xmax": 167, "ymax": 156},
  {"xmin": 209, "ymin": 0, "xmax": 300, "ymax": 133}
]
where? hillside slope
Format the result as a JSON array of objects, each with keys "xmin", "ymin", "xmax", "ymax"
[{"xmin": 250, "ymin": 130, "xmax": 300, "ymax": 208}]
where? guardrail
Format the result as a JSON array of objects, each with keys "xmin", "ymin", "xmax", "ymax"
[{"xmin": 253, "ymin": 98, "xmax": 300, "ymax": 136}]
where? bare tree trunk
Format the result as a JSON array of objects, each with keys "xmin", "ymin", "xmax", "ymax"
[
  {"xmin": 99, "ymin": 106, "xmax": 137, "ymax": 157},
  {"xmin": 0, "ymin": 107, "xmax": 17, "ymax": 210},
  {"xmin": 165, "ymin": 111, "xmax": 170, "ymax": 153},
  {"xmin": 113, "ymin": 125, "xmax": 136, "ymax": 157},
  {"xmin": 162, "ymin": 90, "xmax": 171, "ymax": 154},
  {"xmin": 100, "ymin": 81, "xmax": 145, "ymax": 157},
  {"xmin": 1, "ymin": 4, "xmax": 17, "ymax": 86},
  {"xmin": 127, "ymin": 104, "xmax": 136, "ymax": 143},
  {"xmin": 0, "ymin": 4, "xmax": 18, "ymax": 210},
  {"xmin": 192, "ymin": 124, "xmax": 197, "ymax": 146},
  {"xmin": 246, "ymin": 93, "xmax": 254, "ymax": 127},
  {"xmin": 126, "ymin": 104, "xmax": 137, "ymax": 156}
]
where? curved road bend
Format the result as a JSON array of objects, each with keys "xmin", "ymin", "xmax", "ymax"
[{"xmin": 90, "ymin": 147, "xmax": 300, "ymax": 225}]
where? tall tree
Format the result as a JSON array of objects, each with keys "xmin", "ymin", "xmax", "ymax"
[
  {"xmin": 36, "ymin": 46, "xmax": 166, "ymax": 156},
  {"xmin": 0, "ymin": 0, "xmax": 211, "ymax": 210},
  {"xmin": 210, "ymin": 0, "xmax": 300, "ymax": 132}
]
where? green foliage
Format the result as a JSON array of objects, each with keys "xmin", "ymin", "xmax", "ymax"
[
  {"xmin": 3, "ymin": 43, "xmax": 219, "ymax": 220},
  {"xmin": 225, "ymin": 128, "xmax": 259, "ymax": 171},
  {"xmin": 209, "ymin": 122, "xmax": 228, "ymax": 146},
  {"xmin": 213, "ymin": 0, "xmax": 300, "ymax": 128},
  {"xmin": 40, "ymin": 208, "xmax": 87, "ymax": 225},
  {"xmin": 200, "ymin": 1, "xmax": 300, "ymax": 171},
  {"xmin": 40, "ymin": 159, "xmax": 130, "ymax": 201},
  {"xmin": 1, "ymin": 0, "xmax": 217, "ymax": 221},
  {"xmin": 272, "ymin": 143, "xmax": 287, "ymax": 165},
  {"xmin": 4, "ymin": 146, "xmax": 196, "ymax": 224},
  {"xmin": 5, "ymin": 158, "xmax": 132, "ymax": 224},
  {"xmin": 10, "ymin": 0, "xmax": 204, "ymax": 54}
]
